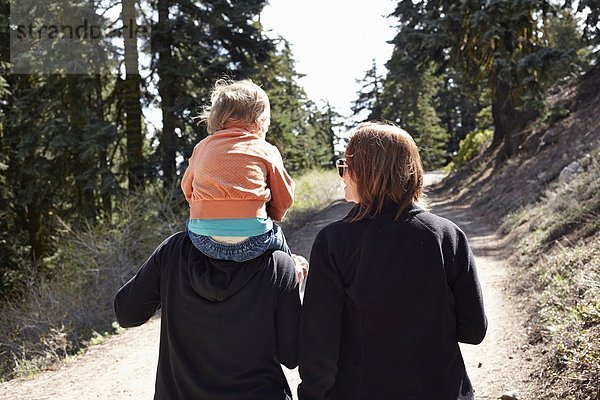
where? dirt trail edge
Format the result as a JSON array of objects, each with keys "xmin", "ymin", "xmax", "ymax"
[{"xmin": 0, "ymin": 173, "xmax": 535, "ymax": 400}]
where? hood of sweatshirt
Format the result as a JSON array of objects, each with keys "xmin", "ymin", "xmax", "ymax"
[{"xmin": 187, "ymin": 248, "xmax": 271, "ymax": 302}]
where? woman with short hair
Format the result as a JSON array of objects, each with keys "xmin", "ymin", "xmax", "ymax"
[{"xmin": 298, "ymin": 122, "xmax": 487, "ymax": 400}]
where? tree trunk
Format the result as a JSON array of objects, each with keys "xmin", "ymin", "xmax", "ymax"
[
  {"xmin": 25, "ymin": 203, "xmax": 45, "ymax": 268},
  {"xmin": 490, "ymin": 78, "xmax": 517, "ymax": 158},
  {"xmin": 122, "ymin": 0, "xmax": 144, "ymax": 191},
  {"xmin": 491, "ymin": 78, "xmax": 536, "ymax": 158},
  {"xmin": 156, "ymin": 0, "xmax": 177, "ymax": 183},
  {"xmin": 95, "ymin": 74, "xmax": 112, "ymax": 216},
  {"xmin": 67, "ymin": 75, "xmax": 97, "ymax": 222}
]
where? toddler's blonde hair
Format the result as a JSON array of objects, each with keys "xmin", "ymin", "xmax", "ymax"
[{"xmin": 199, "ymin": 78, "xmax": 270, "ymax": 134}]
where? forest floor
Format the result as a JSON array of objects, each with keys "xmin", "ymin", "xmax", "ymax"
[{"xmin": 0, "ymin": 172, "xmax": 539, "ymax": 400}]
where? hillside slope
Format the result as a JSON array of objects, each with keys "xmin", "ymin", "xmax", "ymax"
[
  {"xmin": 444, "ymin": 64, "xmax": 599, "ymax": 220},
  {"xmin": 439, "ymin": 65, "xmax": 600, "ymax": 399}
]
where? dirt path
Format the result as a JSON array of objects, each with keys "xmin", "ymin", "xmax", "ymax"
[
  {"xmin": 430, "ymin": 199, "xmax": 537, "ymax": 399},
  {"xmin": 0, "ymin": 173, "xmax": 536, "ymax": 400}
]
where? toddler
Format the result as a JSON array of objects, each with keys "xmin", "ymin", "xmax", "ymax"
[{"xmin": 181, "ymin": 79, "xmax": 296, "ymax": 263}]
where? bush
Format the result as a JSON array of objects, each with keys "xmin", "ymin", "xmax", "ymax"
[
  {"xmin": 445, "ymin": 129, "xmax": 493, "ymax": 172},
  {"xmin": 0, "ymin": 183, "xmax": 184, "ymax": 380}
]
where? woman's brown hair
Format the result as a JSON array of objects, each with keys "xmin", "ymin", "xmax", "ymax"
[{"xmin": 345, "ymin": 121, "xmax": 424, "ymax": 221}]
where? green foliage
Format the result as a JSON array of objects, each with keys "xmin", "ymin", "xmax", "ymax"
[
  {"xmin": 257, "ymin": 40, "xmax": 340, "ymax": 173},
  {"xmin": 351, "ymin": 59, "xmax": 384, "ymax": 122},
  {"xmin": 0, "ymin": 182, "xmax": 184, "ymax": 380},
  {"xmin": 0, "ymin": 73, "xmax": 124, "ymax": 296},
  {"xmin": 445, "ymin": 129, "xmax": 493, "ymax": 172},
  {"xmin": 475, "ymin": 104, "xmax": 493, "ymax": 131},
  {"xmin": 541, "ymin": 9, "xmax": 593, "ymax": 79},
  {"xmin": 433, "ymin": 72, "xmax": 486, "ymax": 154},
  {"xmin": 544, "ymin": 106, "xmax": 571, "ymax": 124},
  {"xmin": 384, "ymin": 0, "xmax": 592, "ymax": 158},
  {"xmin": 305, "ymin": 101, "xmax": 340, "ymax": 170},
  {"xmin": 380, "ymin": 62, "xmax": 450, "ymax": 169},
  {"xmin": 256, "ymin": 39, "xmax": 309, "ymax": 170}
]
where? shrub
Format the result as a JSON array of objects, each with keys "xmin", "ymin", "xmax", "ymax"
[
  {"xmin": 445, "ymin": 129, "xmax": 493, "ymax": 172},
  {"xmin": 0, "ymin": 182, "xmax": 184, "ymax": 380}
]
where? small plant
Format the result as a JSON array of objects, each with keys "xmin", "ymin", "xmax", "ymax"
[
  {"xmin": 445, "ymin": 129, "xmax": 493, "ymax": 172},
  {"xmin": 545, "ymin": 106, "xmax": 571, "ymax": 124}
]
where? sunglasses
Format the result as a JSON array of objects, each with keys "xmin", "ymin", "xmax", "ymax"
[{"xmin": 336, "ymin": 159, "xmax": 348, "ymax": 177}]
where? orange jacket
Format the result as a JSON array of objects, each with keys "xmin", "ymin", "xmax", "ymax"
[{"xmin": 181, "ymin": 128, "xmax": 295, "ymax": 222}]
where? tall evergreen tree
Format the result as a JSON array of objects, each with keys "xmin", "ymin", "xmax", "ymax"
[
  {"xmin": 433, "ymin": 71, "xmax": 484, "ymax": 155},
  {"xmin": 380, "ymin": 56, "xmax": 449, "ymax": 169},
  {"xmin": 255, "ymin": 39, "xmax": 308, "ymax": 171},
  {"xmin": 152, "ymin": 0, "xmax": 274, "ymax": 183},
  {"xmin": 0, "ymin": 0, "xmax": 121, "ymax": 288},
  {"xmin": 387, "ymin": 0, "xmax": 580, "ymax": 158},
  {"xmin": 255, "ymin": 39, "xmax": 338, "ymax": 172},
  {"xmin": 306, "ymin": 101, "xmax": 340, "ymax": 168},
  {"xmin": 351, "ymin": 59, "xmax": 384, "ymax": 122}
]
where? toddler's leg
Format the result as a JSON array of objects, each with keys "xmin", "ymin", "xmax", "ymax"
[
  {"xmin": 270, "ymin": 224, "xmax": 292, "ymax": 256},
  {"xmin": 268, "ymin": 225, "xmax": 308, "ymax": 285}
]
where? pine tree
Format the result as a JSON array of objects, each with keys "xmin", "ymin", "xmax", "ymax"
[
  {"xmin": 387, "ymin": 0, "xmax": 583, "ymax": 158},
  {"xmin": 0, "ymin": 1, "xmax": 122, "ymax": 287},
  {"xmin": 433, "ymin": 71, "xmax": 484, "ymax": 155},
  {"xmin": 306, "ymin": 101, "xmax": 341, "ymax": 168},
  {"xmin": 255, "ymin": 39, "xmax": 309, "ymax": 171},
  {"xmin": 380, "ymin": 56, "xmax": 450, "ymax": 169},
  {"xmin": 255, "ymin": 39, "xmax": 339, "ymax": 173},
  {"xmin": 152, "ymin": 0, "xmax": 274, "ymax": 183},
  {"xmin": 351, "ymin": 59, "xmax": 384, "ymax": 122}
]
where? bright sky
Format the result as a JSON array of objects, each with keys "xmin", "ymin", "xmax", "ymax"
[{"xmin": 260, "ymin": 0, "xmax": 397, "ymax": 118}]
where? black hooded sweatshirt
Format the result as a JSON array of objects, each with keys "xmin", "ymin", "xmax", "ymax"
[
  {"xmin": 298, "ymin": 202, "xmax": 487, "ymax": 400},
  {"xmin": 114, "ymin": 231, "xmax": 300, "ymax": 400}
]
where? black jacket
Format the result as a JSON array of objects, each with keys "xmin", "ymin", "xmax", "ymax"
[
  {"xmin": 298, "ymin": 202, "xmax": 487, "ymax": 400},
  {"xmin": 114, "ymin": 231, "xmax": 300, "ymax": 400}
]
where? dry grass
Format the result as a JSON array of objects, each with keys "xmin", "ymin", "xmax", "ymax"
[
  {"xmin": 280, "ymin": 168, "xmax": 342, "ymax": 234},
  {"xmin": 500, "ymin": 150, "xmax": 600, "ymax": 400},
  {"xmin": 0, "ymin": 183, "xmax": 184, "ymax": 381}
]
